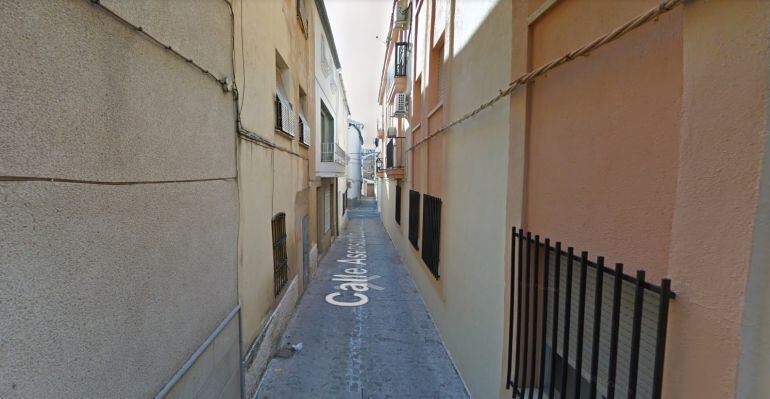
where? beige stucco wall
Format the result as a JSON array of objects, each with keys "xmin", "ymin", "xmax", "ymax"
[
  {"xmin": 525, "ymin": 0, "xmax": 682, "ymax": 280},
  {"xmin": 508, "ymin": 1, "xmax": 770, "ymax": 398},
  {"xmin": 379, "ymin": 1, "xmax": 513, "ymax": 397},
  {"xmin": 0, "ymin": 1, "xmax": 239, "ymax": 397},
  {"xmin": 502, "ymin": 1, "xmax": 530, "ymax": 397},
  {"xmin": 668, "ymin": 1, "xmax": 770, "ymax": 398}
]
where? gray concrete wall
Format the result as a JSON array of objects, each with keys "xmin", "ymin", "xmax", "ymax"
[{"xmin": 0, "ymin": 1, "xmax": 239, "ymax": 397}]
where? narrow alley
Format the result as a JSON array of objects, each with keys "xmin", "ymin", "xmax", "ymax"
[
  {"xmin": 4, "ymin": 1, "xmax": 770, "ymax": 398},
  {"xmin": 257, "ymin": 198, "xmax": 468, "ymax": 398}
]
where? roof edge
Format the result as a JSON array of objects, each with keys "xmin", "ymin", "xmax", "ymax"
[{"xmin": 315, "ymin": 0, "xmax": 342, "ymax": 69}]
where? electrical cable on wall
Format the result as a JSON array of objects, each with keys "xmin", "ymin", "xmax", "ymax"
[
  {"xmin": 409, "ymin": 0, "xmax": 685, "ymax": 151},
  {"xmin": 86, "ymin": 0, "xmax": 233, "ymax": 93}
]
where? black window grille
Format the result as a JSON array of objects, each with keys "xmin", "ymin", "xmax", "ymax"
[
  {"xmin": 343, "ymin": 190, "xmax": 348, "ymax": 215},
  {"xmin": 506, "ymin": 228, "xmax": 674, "ymax": 399},
  {"xmin": 395, "ymin": 185, "xmax": 402, "ymax": 225},
  {"xmin": 386, "ymin": 139, "xmax": 394, "ymax": 169},
  {"xmin": 271, "ymin": 213, "xmax": 288, "ymax": 297},
  {"xmin": 394, "ymin": 42, "xmax": 408, "ymax": 77},
  {"xmin": 408, "ymin": 190, "xmax": 420, "ymax": 250},
  {"xmin": 274, "ymin": 95, "xmax": 283, "ymax": 131},
  {"xmin": 421, "ymin": 194, "xmax": 441, "ymax": 279}
]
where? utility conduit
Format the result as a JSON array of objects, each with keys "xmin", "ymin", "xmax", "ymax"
[
  {"xmin": 85, "ymin": 0, "xmax": 233, "ymax": 93},
  {"xmin": 408, "ymin": 0, "xmax": 685, "ymax": 152}
]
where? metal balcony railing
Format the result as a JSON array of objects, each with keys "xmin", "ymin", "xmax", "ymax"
[
  {"xmin": 334, "ymin": 143, "xmax": 346, "ymax": 165},
  {"xmin": 321, "ymin": 142, "xmax": 334, "ymax": 162},
  {"xmin": 387, "ymin": 42, "xmax": 409, "ymax": 95},
  {"xmin": 321, "ymin": 142, "xmax": 346, "ymax": 165}
]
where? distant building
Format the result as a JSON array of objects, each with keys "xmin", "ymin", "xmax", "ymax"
[
  {"xmin": 375, "ymin": 0, "xmax": 770, "ymax": 398},
  {"xmin": 347, "ymin": 119, "xmax": 364, "ymax": 200},
  {"xmin": 0, "ymin": 0, "xmax": 355, "ymax": 398}
]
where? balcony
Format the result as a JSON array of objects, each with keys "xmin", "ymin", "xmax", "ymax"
[
  {"xmin": 386, "ymin": 42, "xmax": 409, "ymax": 103},
  {"xmin": 376, "ymin": 138, "xmax": 404, "ymax": 180},
  {"xmin": 318, "ymin": 142, "xmax": 347, "ymax": 177}
]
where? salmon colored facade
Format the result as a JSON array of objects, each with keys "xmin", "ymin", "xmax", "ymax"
[{"xmin": 376, "ymin": 0, "xmax": 770, "ymax": 397}]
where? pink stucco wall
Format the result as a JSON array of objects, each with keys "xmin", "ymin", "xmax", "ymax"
[
  {"xmin": 517, "ymin": 1, "xmax": 770, "ymax": 397},
  {"xmin": 525, "ymin": 1, "xmax": 682, "ymax": 282}
]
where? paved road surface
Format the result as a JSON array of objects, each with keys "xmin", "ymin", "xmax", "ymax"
[{"xmin": 256, "ymin": 199, "xmax": 468, "ymax": 399}]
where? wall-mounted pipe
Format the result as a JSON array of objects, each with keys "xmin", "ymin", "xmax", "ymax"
[{"xmin": 155, "ymin": 304, "xmax": 242, "ymax": 399}]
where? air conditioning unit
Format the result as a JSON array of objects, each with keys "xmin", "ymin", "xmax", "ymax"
[
  {"xmin": 387, "ymin": 126, "xmax": 397, "ymax": 138},
  {"xmin": 394, "ymin": 0, "xmax": 410, "ymax": 31},
  {"xmin": 393, "ymin": 93, "xmax": 410, "ymax": 117}
]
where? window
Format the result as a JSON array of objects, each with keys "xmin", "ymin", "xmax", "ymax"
[
  {"xmin": 271, "ymin": 213, "xmax": 288, "ymax": 296},
  {"xmin": 299, "ymin": 87, "xmax": 310, "ymax": 146},
  {"xmin": 395, "ymin": 184, "xmax": 402, "ymax": 225},
  {"xmin": 324, "ymin": 186, "xmax": 331, "ymax": 232},
  {"xmin": 296, "ymin": 0, "xmax": 308, "ymax": 37},
  {"xmin": 428, "ymin": 36, "xmax": 444, "ymax": 109},
  {"xmin": 412, "ymin": 77, "xmax": 422, "ymax": 125},
  {"xmin": 421, "ymin": 194, "xmax": 441, "ymax": 279},
  {"xmin": 321, "ymin": 102, "xmax": 335, "ymax": 162},
  {"xmin": 408, "ymin": 189, "xmax": 420, "ymax": 249},
  {"xmin": 275, "ymin": 52, "xmax": 295, "ymax": 136},
  {"xmin": 394, "ymin": 42, "xmax": 408, "ymax": 77}
]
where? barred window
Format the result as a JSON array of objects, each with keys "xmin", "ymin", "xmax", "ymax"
[
  {"xmin": 395, "ymin": 184, "xmax": 402, "ymax": 225},
  {"xmin": 421, "ymin": 194, "xmax": 441, "ymax": 279},
  {"xmin": 271, "ymin": 213, "xmax": 288, "ymax": 296},
  {"xmin": 408, "ymin": 190, "xmax": 420, "ymax": 249}
]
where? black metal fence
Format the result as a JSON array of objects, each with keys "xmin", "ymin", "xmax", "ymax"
[
  {"xmin": 408, "ymin": 190, "xmax": 420, "ymax": 249},
  {"xmin": 395, "ymin": 184, "xmax": 402, "ymax": 225},
  {"xmin": 271, "ymin": 213, "xmax": 289, "ymax": 297},
  {"xmin": 421, "ymin": 194, "xmax": 442, "ymax": 279},
  {"xmin": 395, "ymin": 42, "xmax": 408, "ymax": 77},
  {"xmin": 506, "ymin": 228, "xmax": 673, "ymax": 399}
]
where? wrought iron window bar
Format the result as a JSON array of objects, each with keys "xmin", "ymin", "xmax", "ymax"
[
  {"xmin": 408, "ymin": 189, "xmax": 420, "ymax": 250},
  {"xmin": 421, "ymin": 194, "xmax": 441, "ymax": 279},
  {"xmin": 506, "ymin": 228, "xmax": 674, "ymax": 399},
  {"xmin": 395, "ymin": 184, "xmax": 402, "ymax": 225},
  {"xmin": 271, "ymin": 213, "xmax": 289, "ymax": 297}
]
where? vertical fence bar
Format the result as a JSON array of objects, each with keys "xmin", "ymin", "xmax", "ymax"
[
  {"xmin": 528, "ymin": 236, "xmax": 541, "ymax": 398},
  {"xmin": 606, "ymin": 263, "xmax": 623, "ymax": 399},
  {"xmin": 574, "ymin": 251, "xmax": 589, "ymax": 399},
  {"xmin": 559, "ymin": 247, "xmax": 575, "ymax": 397},
  {"xmin": 548, "ymin": 242, "xmax": 562, "ymax": 399},
  {"xmin": 628, "ymin": 270, "xmax": 646, "ymax": 399},
  {"xmin": 521, "ymin": 232, "xmax": 533, "ymax": 397},
  {"xmin": 507, "ymin": 228, "xmax": 516, "ymax": 389},
  {"xmin": 537, "ymin": 239, "xmax": 551, "ymax": 399},
  {"xmin": 651, "ymin": 279, "xmax": 671, "ymax": 399},
  {"xmin": 589, "ymin": 257, "xmax": 604, "ymax": 399},
  {"xmin": 512, "ymin": 229, "xmax": 525, "ymax": 396}
]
